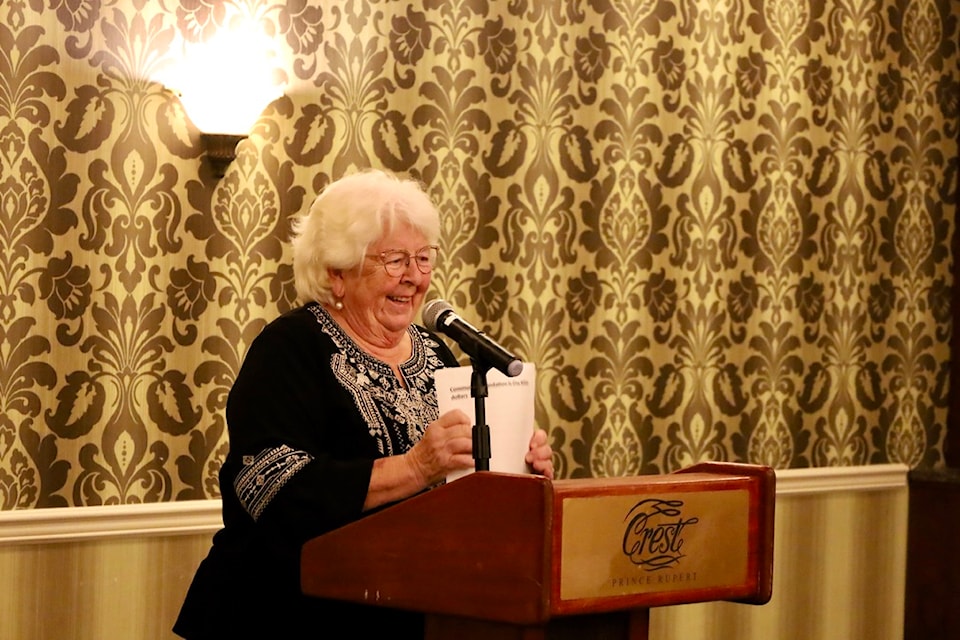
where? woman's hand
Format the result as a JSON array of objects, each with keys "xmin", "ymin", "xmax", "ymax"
[
  {"xmin": 365, "ymin": 409, "xmax": 473, "ymax": 510},
  {"xmin": 406, "ymin": 409, "xmax": 474, "ymax": 487},
  {"xmin": 525, "ymin": 428, "xmax": 554, "ymax": 479}
]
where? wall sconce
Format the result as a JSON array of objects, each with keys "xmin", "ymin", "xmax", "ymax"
[
  {"xmin": 200, "ymin": 133, "xmax": 248, "ymax": 178},
  {"xmin": 159, "ymin": 22, "xmax": 283, "ymax": 178}
]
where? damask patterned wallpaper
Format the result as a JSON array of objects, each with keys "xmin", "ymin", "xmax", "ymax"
[{"xmin": 0, "ymin": 0, "xmax": 957, "ymax": 508}]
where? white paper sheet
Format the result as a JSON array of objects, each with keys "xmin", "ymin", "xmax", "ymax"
[{"xmin": 434, "ymin": 364, "xmax": 537, "ymax": 482}]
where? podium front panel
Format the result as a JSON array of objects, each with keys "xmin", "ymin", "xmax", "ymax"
[
  {"xmin": 559, "ymin": 487, "xmax": 750, "ymax": 600},
  {"xmin": 549, "ymin": 465, "xmax": 774, "ymax": 616}
]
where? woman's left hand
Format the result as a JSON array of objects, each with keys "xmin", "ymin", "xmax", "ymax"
[{"xmin": 525, "ymin": 428, "xmax": 554, "ymax": 479}]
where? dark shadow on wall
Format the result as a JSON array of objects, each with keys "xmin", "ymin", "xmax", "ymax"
[{"xmin": 903, "ymin": 134, "xmax": 960, "ymax": 640}]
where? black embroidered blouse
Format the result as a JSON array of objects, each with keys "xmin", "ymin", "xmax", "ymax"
[{"xmin": 174, "ymin": 303, "xmax": 458, "ymax": 639}]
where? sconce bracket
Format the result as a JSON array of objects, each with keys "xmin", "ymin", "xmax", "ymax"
[{"xmin": 201, "ymin": 133, "xmax": 247, "ymax": 178}]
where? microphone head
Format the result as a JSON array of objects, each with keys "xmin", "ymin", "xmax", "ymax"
[{"xmin": 422, "ymin": 298, "xmax": 454, "ymax": 332}]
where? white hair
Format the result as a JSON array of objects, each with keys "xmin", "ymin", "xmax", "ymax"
[{"xmin": 290, "ymin": 169, "xmax": 441, "ymax": 305}]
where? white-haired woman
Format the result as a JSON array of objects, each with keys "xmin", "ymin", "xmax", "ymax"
[{"xmin": 175, "ymin": 169, "xmax": 553, "ymax": 639}]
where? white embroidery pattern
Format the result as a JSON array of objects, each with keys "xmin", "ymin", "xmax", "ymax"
[
  {"xmin": 308, "ymin": 303, "xmax": 444, "ymax": 456},
  {"xmin": 234, "ymin": 445, "xmax": 314, "ymax": 521}
]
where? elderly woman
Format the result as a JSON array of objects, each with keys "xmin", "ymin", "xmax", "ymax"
[{"xmin": 174, "ymin": 169, "xmax": 554, "ymax": 639}]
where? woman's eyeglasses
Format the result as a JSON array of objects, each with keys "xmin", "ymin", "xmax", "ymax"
[{"xmin": 368, "ymin": 245, "xmax": 440, "ymax": 277}]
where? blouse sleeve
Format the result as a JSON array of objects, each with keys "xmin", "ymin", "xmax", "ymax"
[{"xmin": 222, "ymin": 312, "xmax": 375, "ymax": 544}]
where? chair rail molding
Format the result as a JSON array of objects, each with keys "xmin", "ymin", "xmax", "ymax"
[{"xmin": 0, "ymin": 464, "xmax": 909, "ymax": 545}]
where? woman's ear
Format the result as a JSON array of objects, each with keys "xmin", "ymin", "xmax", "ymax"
[{"xmin": 328, "ymin": 267, "xmax": 345, "ymax": 298}]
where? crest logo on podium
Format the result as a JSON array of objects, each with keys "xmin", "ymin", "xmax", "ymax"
[{"xmin": 622, "ymin": 498, "xmax": 700, "ymax": 571}]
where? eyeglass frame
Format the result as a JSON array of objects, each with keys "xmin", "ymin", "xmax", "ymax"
[{"xmin": 366, "ymin": 245, "xmax": 440, "ymax": 276}]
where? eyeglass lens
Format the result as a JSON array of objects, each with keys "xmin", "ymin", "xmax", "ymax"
[{"xmin": 380, "ymin": 246, "xmax": 438, "ymax": 275}]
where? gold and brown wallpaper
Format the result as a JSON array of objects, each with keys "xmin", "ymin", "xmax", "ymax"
[{"xmin": 0, "ymin": 0, "xmax": 957, "ymax": 508}]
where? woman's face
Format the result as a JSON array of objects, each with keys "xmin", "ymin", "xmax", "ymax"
[{"xmin": 334, "ymin": 223, "xmax": 432, "ymax": 343}]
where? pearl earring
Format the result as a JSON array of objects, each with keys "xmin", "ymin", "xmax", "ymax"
[{"xmin": 334, "ymin": 299, "xmax": 344, "ymax": 310}]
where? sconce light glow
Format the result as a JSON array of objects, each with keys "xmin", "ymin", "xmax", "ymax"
[{"xmin": 158, "ymin": 21, "xmax": 284, "ymax": 177}]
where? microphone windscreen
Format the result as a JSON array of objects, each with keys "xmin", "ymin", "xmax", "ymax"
[{"xmin": 422, "ymin": 298, "xmax": 454, "ymax": 332}]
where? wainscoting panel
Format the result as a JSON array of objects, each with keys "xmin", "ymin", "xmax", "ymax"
[
  {"xmin": 0, "ymin": 534, "xmax": 214, "ymax": 640},
  {"xmin": 650, "ymin": 465, "xmax": 909, "ymax": 640},
  {"xmin": 0, "ymin": 465, "xmax": 908, "ymax": 640}
]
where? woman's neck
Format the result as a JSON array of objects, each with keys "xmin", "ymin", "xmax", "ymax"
[{"xmin": 325, "ymin": 304, "xmax": 411, "ymax": 366}]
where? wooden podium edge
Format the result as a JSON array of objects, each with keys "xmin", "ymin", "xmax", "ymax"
[
  {"xmin": 677, "ymin": 461, "xmax": 776, "ymax": 605},
  {"xmin": 300, "ymin": 471, "xmax": 555, "ymax": 625}
]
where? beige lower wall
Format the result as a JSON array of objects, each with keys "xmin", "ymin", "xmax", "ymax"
[
  {"xmin": 0, "ymin": 465, "xmax": 908, "ymax": 640},
  {"xmin": 0, "ymin": 534, "xmax": 212, "ymax": 640},
  {"xmin": 651, "ymin": 481, "xmax": 908, "ymax": 640}
]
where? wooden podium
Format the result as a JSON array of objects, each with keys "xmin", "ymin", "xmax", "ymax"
[{"xmin": 301, "ymin": 461, "xmax": 775, "ymax": 639}]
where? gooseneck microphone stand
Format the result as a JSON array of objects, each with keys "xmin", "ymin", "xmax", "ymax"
[{"xmin": 470, "ymin": 358, "xmax": 492, "ymax": 471}]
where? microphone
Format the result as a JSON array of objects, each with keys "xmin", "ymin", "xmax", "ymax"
[{"xmin": 422, "ymin": 299, "xmax": 523, "ymax": 377}]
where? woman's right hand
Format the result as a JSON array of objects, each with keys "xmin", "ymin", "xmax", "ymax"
[{"xmin": 407, "ymin": 409, "xmax": 474, "ymax": 486}]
